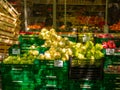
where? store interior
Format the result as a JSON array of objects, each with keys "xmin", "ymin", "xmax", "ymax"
[{"xmin": 0, "ymin": 0, "xmax": 120, "ymax": 90}]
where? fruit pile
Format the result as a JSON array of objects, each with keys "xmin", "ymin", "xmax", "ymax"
[
  {"xmin": 27, "ymin": 24, "xmax": 43, "ymax": 30},
  {"xmin": 76, "ymin": 16, "xmax": 105, "ymax": 28},
  {"xmin": 95, "ymin": 33, "xmax": 114, "ymax": 38},
  {"xmin": 109, "ymin": 22, "xmax": 120, "ymax": 31},
  {"xmin": 3, "ymin": 52, "xmax": 37, "ymax": 64},
  {"xmin": 73, "ymin": 41, "xmax": 104, "ymax": 60},
  {"xmin": 102, "ymin": 40, "xmax": 116, "ymax": 49},
  {"xmin": 3, "ymin": 28, "xmax": 104, "ymax": 64},
  {"xmin": 38, "ymin": 28, "xmax": 75, "ymax": 61}
]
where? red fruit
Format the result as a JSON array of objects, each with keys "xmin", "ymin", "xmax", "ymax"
[
  {"xmin": 109, "ymin": 34, "xmax": 114, "ymax": 38},
  {"xmin": 98, "ymin": 34, "xmax": 107, "ymax": 38},
  {"xmin": 112, "ymin": 43, "xmax": 116, "ymax": 48},
  {"xmin": 107, "ymin": 40, "xmax": 116, "ymax": 48},
  {"xmin": 102, "ymin": 42, "xmax": 108, "ymax": 48}
]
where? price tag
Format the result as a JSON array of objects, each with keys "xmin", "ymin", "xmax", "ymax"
[
  {"xmin": 106, "ymin": 49, "xmax": 115, "ymax": 55},
  {"xmin": 54, "ymin": 60, "xmax": 63, "ymax": 67},
  {"xmin": 82, "ymin": 35, "xmax": 89, "ymax": 42},
  {"xmin": 12, "ymin": 49, "xmax": 20, "ymax": 55}
]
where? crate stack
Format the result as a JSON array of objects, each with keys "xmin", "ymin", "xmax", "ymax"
[
  {"xmin": 0, "ymin": 0, "xmax": 20, "ymax": 59},
  {"xmin": 1, "ymin": 32, "xmax": 70, "ymax": 90},
  {"xmin": 18, "ymin": 33, "xmax": 69, "ymax": 89},
  {"xmin": 66, "ymin": 33, "xmax": 104, "ymax": 90},
  {"xmin": 94, "ymin": 33, "xmax": 120, "ymax": 90},
  {"xmin": 1, "ymin": 33, "xmax": 44, "ymax": 90},
  {"xmin": 34, "ymin": 60, "xmax": 69, "ymax": 90},
  {"xmin": 1, "ymin": 64, "xmax": 35, "ymax": 90},
  {"xmin": 68, "ymin": 57, "xmax": 103, "ymax": 90}
]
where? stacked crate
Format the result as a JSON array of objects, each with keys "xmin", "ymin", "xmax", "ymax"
[
  {"xmin": 1, "ymin": 64, "xmax": 35, "ymax": 90},
  {"xmin": 18, "ymin": 34, "xmax": 46, "ymax": 54},
  {"xmin": 68, "ymin": 57, "xmax": 103, "ymax": 90},
  {"xmin": 67, "ymin": 33, "xmax": 104, "ymax": 90},
  {"xmin": 94, "ymin": 33, "xmax": 120, "ymax": 90},
  {"xmin": 0, "ymin": 0, "xmax": 20, "ymax": 58},
  {"xmin": 34, "ymin": 60, "xmax": 69, "ymax": 90},
  {"xmin": 0, "ymin": 1, "xmax": 20, "ymax": 88},
  {"xmin": 104, "ymin": 55, "xmax": 120, "ymax": 90},
  {"xmin": 18, "ymin": 34, "xmax": 70, "ymax": 89},
  {"xmin": 1, "ymin": 33, "xmax": 69, "ymax": 90}
]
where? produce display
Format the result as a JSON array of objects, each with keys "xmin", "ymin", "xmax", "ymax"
[
  {"xmin": 109, "ymin": 21, "xmax": 120, "ymax": 31},
  {"xmin": 3, "ymin": 28, "xmax": 104, "ymax": 65},
  {"xmin": 39, "ymin": 29, "xmax": 104, "ymax": 62},
  {"xmin": 72, "ymin": 41, "xmax": 104, "ymax": 67},
  {"xmin": 76, "ymin": 16, "xmax": 105, "ymax": 28},
  {"xmin": 73, "ymin": 41, "xmax": 103, "ymax": 59},
  {"xmin": 3, "ymin": 52, "xmax": 37, "ymax": 64},
  {"xmin": 38, "ymin": 28, "xmax": 75, "ymax": 61},
  {"xmin": 77, "ymin": 25, "xmax": 102, "ymax": 33},
  {"xmin": 102, "ymin": 40, "xmax": 116, "ymax": 49},
  {"xmin": 27, "ymin": 24, "xmax": 43, "ymax": 30}
]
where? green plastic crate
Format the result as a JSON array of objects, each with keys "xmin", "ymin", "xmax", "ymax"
[
  {"xmin": 34, "ymin": 59, "xmax": 69, "ymax": 69},
  {"xmin": 103, "ymin": 74, "xmax": 120, "ymax": 89},
  {"xmin": 69, "ymin": 80, "xmax": 103, "ymax": 90},
  {"xmin": 94, "ymin": 37, "xmax": 109, "ymax": 44},
  {"xmin": 19, "ymin": 35, "xmax": 45, "ymax": 45},
  {"xmin": 1, "ymin": 64, "xmax": 34, "ymax": 73},
  {"xmin": 2, "ymin": 83, "xmax": 35, "ymax": 90},
  {"xmin": 61, "ymin": 35, "xmax": 77, "ymax": 42}
]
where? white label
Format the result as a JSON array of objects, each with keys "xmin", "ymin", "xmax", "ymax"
[
  {"xmin": 46, "ymin": 76, "xmax": 56, "ymax": 79},
  {"xmin": 82, "ymin": 35, "xmax": 89, "ymax": 42},
  {"xmin": 80, "ymin": 84, "xmax": 91, "ymax": 88},
  {"xmin": 106, "ymin": 49, "xmax": 115, "ymax": 55},
  {"xmin": 46, "ymin": 84, "xmax": 56, "ymax": 87},
  {"xmin": 54, "ymin": 60, "xmax": 63, "ymax": 67},
  {"xmin": 12, "ymin": 81, "xmax": 23, "ymax": 83},
  {"xmin": 12, "ymin": 49, "xmax": 20, "ymax": 55}
]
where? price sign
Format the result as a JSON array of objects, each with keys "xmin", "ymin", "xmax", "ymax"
[
  {"xmin": 82, "ymin": 35, "xmax": 89, "ymax": 42},
  {"xmin": 12, "ymin": 49, "xmax": 20, "ymax": 55},
  {"xmin": 54, "ymin": 60, "xmax": 63, "ymax": 67},
  {"xmin": 106, "ymin": 49, "xmax": 115, "ymax": 55}
]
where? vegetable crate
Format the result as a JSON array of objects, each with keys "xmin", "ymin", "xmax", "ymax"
[
  {"xmin": 94, "ymin": 37, "xmax": 109, "ymax": 44},
  {"xmin": 34, "ymin": 60, "xmax": 69, "ymax": 89},
  {"xmin": 34, "ymin": 59, "xmax": 68, "ymax": 69},
  {"xmin": 19, "ymin": 35, "xmax": 45, "ymax": 45},
  {"xmin": 34, "ymin": 69, "xmax": 68, "ymax": 90},
  {"xmin": 103, "ymin": 74, "xmax": 120, "ymax": 90},
  {"xmin": 94, "ymin": 33, "xmax": 113, "ymax": 44},
  {"xmin": 104, "ymin": 55, "xmax": 120, "ymax": 74},
  {"xmin": 68, "ymin": 80, "xmax": 103, "ymax": 90},
  {"xmin": 20, "ymin": 44, "xmax": 49, "ymax": 54},
  {"xmin": 1, "ymin": 64, "xmax": 35, "ymax": 90},
  {"xmin": 61, "ymin": 35, "xmax": 77, "ymax": 42},
  {"xmin": 2, "ymin": 82, "xmax": 35, "ymax": 90},
  {"xmin": 69, "ymin": 57, "xmax": 104, "ymax": 80}
]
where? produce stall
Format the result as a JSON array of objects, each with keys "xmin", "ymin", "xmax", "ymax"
[{"xmin": 0, "ymin": 0, "xmax": 120, "ymax": 90}]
